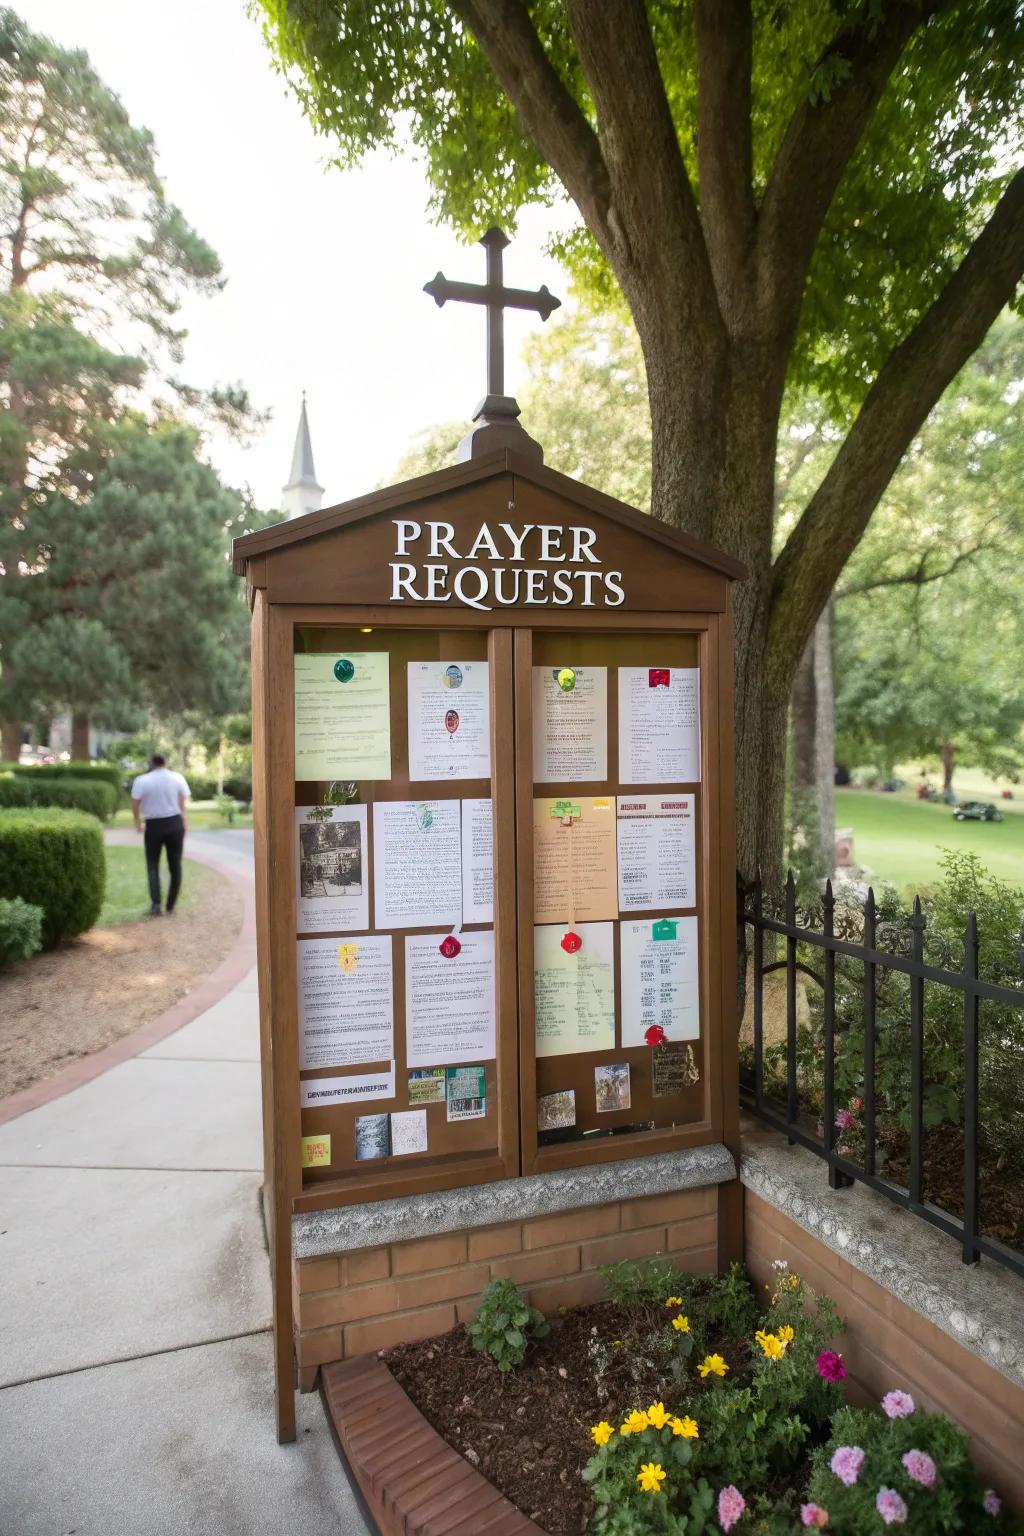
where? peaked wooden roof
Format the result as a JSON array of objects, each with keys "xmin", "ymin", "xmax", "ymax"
[{"xmin": 232, "ymin": 447, "xmax": 746, "ymax": 581}]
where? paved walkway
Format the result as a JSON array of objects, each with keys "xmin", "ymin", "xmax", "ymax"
[{"xmin": 0, "ymin": 830, "xmax": 371, "ymax": 1535}]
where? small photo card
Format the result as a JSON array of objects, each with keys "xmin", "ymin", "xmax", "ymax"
[
  {"xmin": 408, "ymin": 1067, "xmax": 447, "ymax": 1105},
  {"xmin": 390, "ymin": 1109, "xmax": 428, "ymax": 1156},
  {"xmin": 595, "ymin": 1063, "xmax": 631, "ymax": 1113},
  {"xmin": 446, "ymin": 1064, "xmax": 486, "ymax": 1121},
  {"xmin": 301, "ymin": 1134, "xmax": 331, "ymax": 1169},
  {"xmin": 651, "ymin": 1041, "xmax": 700, "ymax": 1097},
  {"xmin": 537, "ymin": 1088, "xmax": 576, "ymax": 1132},
  {"xmin": 354, "ymin": 1113, "xmax": 390, "ymax": 1161}
]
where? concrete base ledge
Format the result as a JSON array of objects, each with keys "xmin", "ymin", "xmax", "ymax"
[
  {"xmin": 741, "ymin": 1121, "xmax": 1024, "ymax": 1390},
  {"xmin": 293, "ymin": 1143, "xmax": 736, "ymax": 1259}
]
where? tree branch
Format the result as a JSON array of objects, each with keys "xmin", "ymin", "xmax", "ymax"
[
  {"xmin": 757, "ymin": 2, "xmax": 935, "ymax": 346},
  {"xmin": 447, "ymin": 0, "xmax": 613, "ymax": 245},
  {"xmin": 837, "ymin": 539, "xmax": 998, "ymax": 598},
  {"xmin": 768, "ymin": 167, "xmax": 1024, "ymax": 676},
  {"xmin": 694, "ymin": 0, "xmax": 755, "ymax": 318},
  {"xmin": 562, "ymin": 0, "xmax": 719, "ymax": 324}
]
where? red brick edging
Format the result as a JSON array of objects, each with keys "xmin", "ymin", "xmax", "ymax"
[
  {"xmin": 0, "ymin": 846, "xmax": 256, "ymax": 1127},
  {"xmin": 322, "ymin": 1356, "xmax": 545, "ymax": 1536}
]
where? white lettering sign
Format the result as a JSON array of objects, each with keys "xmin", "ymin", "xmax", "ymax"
[{"xmin": 389, "ymin": 520, "xmax": 625, "ymax": 610}]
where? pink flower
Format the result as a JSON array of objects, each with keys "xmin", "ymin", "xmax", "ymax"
[
  {"xmin": 718, "ymin": 1485, "xmax": 746, "ymax": 1531},
  {"xmin": 902, "ymin": 1449, "xmax": 936, "ymax": 1488},
  {"xmin": 801, "ymin": 1505, "xmax": 829, "ymax": 1528},
  {"xmin": 882, "ymin": 1390, "xmax": 915, "ymax": 1419},
  {"xmin": 835, "ymin": 1108, "xmax": 855, "ymax": 1129},
  {"xmin": 983, "ymin": 1490, "xmax": 1002, "ymax": 1517},
  {"xmin": 817, "ymin": 1350, "xmax": 847, "ymax": 1382},
  {"xmin": 830, "ymin": 1445, "xmax": 865, "ymax": 1486},
  {"xmin": 876, "ymin": 1488, "xmax": 908, "ymax": 1525}
]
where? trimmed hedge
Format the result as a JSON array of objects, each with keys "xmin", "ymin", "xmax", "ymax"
[
  {"xmin": 0, "ymin": 808, "xmax": 106, "ymax": 948},
  {"xmin": 13, "ymin": 760, "xmax": 124, "ymax": 792},
  {"xmin": 0, "ymin": 774, "xmax": 119, "ymax": 821}
]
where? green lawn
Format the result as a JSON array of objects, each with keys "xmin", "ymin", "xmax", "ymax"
[
  {"xmin": 110, "ymin": 800, "xmax": 253, "ymax": 833},
  {"xmin": 834, "ymin": 788, "xmax": 1024, "ymax": 895},
  {"xmin": 99, "ymin": 845, "xmax": 210, "ymax": 926}
]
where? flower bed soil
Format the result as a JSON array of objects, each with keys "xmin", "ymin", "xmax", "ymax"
[
  {"xmin": 882, "ymin": 1124, "xmax": 1024, "ymax": 1252},
  {"xmin": 385, "ymin": 1295, "xmax": 761, "ymax": 1536}
]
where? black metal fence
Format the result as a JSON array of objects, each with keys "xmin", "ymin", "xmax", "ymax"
[{"xmin": 739, "ymin": 873, "xmax": 1024, "ymax": 1280}]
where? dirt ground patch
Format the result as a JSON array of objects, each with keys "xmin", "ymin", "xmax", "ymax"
[{"xmin": 0, "ymin": 858, "xmax": 243, "ymax": 1100}]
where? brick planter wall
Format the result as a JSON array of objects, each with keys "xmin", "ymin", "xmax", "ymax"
[
  {"xmin": 293, "ymin": 1186, "xmax": 719, "ymax": 1390},
  {"xmin": 746, "ymin": 1189, "xmax": 1024, "ymax": 1512}
]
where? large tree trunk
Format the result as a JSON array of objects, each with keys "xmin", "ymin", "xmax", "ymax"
[
  {"xmin": 941, "ymin": 740, "xmax": 956, "ymax": 801},
  {"xmin": 790, "ymin": 600, "xmax": 836, "ymax": 877},
  {"xmin": 71, "ymin": 713, "xmax": 91, "ymax": 760},
  {"xmin": 1, "ymin": 718, "xmax": 22, "ymax": 764}
]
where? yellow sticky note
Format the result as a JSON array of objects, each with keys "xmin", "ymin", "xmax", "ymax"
[
  {"xmin": 301, "ymin": 1134, "xmax": 331, "ymax": 1169},
  {"xmin": 338, "ymin": 943, "xmax": 359, "ymax": 973}
]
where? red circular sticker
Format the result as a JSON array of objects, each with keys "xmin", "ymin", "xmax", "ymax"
[
  {"xmin": 445, "ymin": 708, "xmax": 460, "ymax": 735},
  {"xmin": 560, "ymin": 930, "xmax": 583, "ymax": 954},
  {"xmin": 645, "ymin": 1024, "xmax": 668, "ymax": 1047},
  {"xmin": 439, "ymin": 934, "xmax": 462, "ymax": 959}
]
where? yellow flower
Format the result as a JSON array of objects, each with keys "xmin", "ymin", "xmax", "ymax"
[
  {"xmin": 664, "ymin": 1296, "xmax": 684, "ymax": 1307},
  {"xmin": 636, "ymin": 1462, "xmax": 667, "ymax": 1494},
  {"xmin": 623, "ymin": 1409, "xmax": 650, "ymax": 1435},
  {"xmin": 787, "ymin": 1274, "xmax": 800, "ymax": 1290},
  {"xmin": 646, "ymin": 1402, "xmax": 670, "ymax": 1429},
  {"xmin": 757, "ymin": 1331, "xmax": 786, "ymax": 1360},
  {"xmin": 777, "ymin": 1325, "xmax": 795, "ymax": 1345},
  {"xmin": 698, "ymin": 1353, "xmax": 728, "ymax": 1378},
  {"xmin": 590, "ymin": 1421, "xmax": 614, "ymax": 1446},
  {"xmin": 671, "ymin": 1415, "xmax": 700, "ymax": 1439},
  {"xmin": 671, "ymin": 1314, "xmax": 691, "ymax": 1334}
]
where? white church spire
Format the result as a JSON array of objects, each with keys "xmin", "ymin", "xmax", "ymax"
[{"xmin": 281, "ymin": 392, "xmax": 324, "ymax": 520}]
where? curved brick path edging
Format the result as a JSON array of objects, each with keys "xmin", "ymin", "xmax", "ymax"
[{"xmin": 0, "ymin": 845, "xmax": 256, "ymax": 1128}]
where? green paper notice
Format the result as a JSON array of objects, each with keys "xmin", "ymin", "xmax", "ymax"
[{"xmin": 294, "ymin": 652, "xmax": 391, "ymax": 781}]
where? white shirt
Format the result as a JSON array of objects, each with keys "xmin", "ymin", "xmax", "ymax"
[{"xmin": 131, "ymin": 768, "xmax": 190, "ymax": 820}]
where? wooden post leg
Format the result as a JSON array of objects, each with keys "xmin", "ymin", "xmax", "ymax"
[{"xmin": 716, "ymin": 1176, "xmax": 745, "ymax": 1271}]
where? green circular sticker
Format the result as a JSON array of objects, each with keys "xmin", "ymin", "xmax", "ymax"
[
  {"xmin": 555, "ymin": 667, "xmax": 576, "ymax": 692},
  {"xmin": 334, "ymin": 658, "xmax": 355, "ymax": 683}
]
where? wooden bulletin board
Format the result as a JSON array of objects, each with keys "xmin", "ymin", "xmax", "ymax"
[{"xmin": 236, "ymin": 449, "xmax": 745, "ymax": 1442}]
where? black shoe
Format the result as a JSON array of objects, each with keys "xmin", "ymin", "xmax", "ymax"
[
  {"xmin": 150, "ymin": 903, "xmax": 162, "ymax": 916},
  {"xmin": 165, "ymin": 906, "xmax": 176, "ymax": 915}
]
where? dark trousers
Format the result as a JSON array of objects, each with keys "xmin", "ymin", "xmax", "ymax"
[{"xmin": 144, "ymin": 815, "xmax": 185, "ymax": 910}]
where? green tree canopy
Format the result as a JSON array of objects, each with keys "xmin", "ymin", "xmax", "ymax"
[
  {"xmin": 5, "ymin": 423, "xmax": 255, "ymax": 729},
  {"xmin": 258, "ymin": 0, "xmax": 1024, "ymax": 878},
  {"xmin": 0, "ymin": 9, "xmax": 262, "ymax": 756}
]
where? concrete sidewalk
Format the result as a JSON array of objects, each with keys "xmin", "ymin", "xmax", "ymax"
[{"xmin": 0, "ymin": 832, "xmax": 372, "ymax": 1535}]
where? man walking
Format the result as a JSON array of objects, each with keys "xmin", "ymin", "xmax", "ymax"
[{"xmin": 131, "ymin": 754, "xmax": 191, "ymax": 915}]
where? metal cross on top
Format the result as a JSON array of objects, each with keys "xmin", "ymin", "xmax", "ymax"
[{"xmin": 424, "ymin": 227, "xmax": 561, "ymax": 410}]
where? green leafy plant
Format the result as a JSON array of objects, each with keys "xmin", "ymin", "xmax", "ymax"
[
  {"xmin": 601, "ymin": 1258, "xmax": 689, "ymax": 1310},
  {"xmin": 807, "ymin": 1401, "xmax": 1020, "ymax": 1534},
  {"xmin": 214, "ymin": 793, "xmax": 238, "ymax": 824},
  {"xmin": 0, "ymin": 896, "xmax": 43, "ymax": 966},
  {"xmin": 467, "ymin": 1277, "xmax": 549, "ymax": 1372},
  {"xmin": 0, "ymin": 808, "xmax": 105, "ymax": 947},
  {"xmin": 584, "ymin": 1405, "xmax": 716, "ymax": 1536}
]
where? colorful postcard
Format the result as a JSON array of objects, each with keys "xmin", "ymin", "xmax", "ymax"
[
  {"xmin": 446, "ymin": 1064, "xmax": 486, "ymax": 1121},
  {"xmin": 354, "ymin": 1113, "xmax": 390, "ymax": 1161},
  {"xmin": 537, "ymin": 1088, "xmax": 577, "ymax": 1132},
  {"xmin": 408, "ymin": 1067, "xmax": 447, "ymax": 1105},
  {"xmin": 595, "ymin": 1063, "xmax": 631, "ymax": 1113}
]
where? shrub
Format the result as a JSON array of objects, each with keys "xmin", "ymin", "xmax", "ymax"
[
  {"xmin": 214, "ymin": 794, "xmax": 239, "ymax": 824},
  {"xmin": 9, "ymin": 760, "xmax": 125, "ymax": 792},
  {"xmin": 0, "ymin": 774, "xmax": 118, "ymax": 821},
  {"xmin": 223, "ymin": 773, "xmax": 252, "ymax": 801},
  {"xmin": 808, "ymin": 1400, "xmax": 1002, "ymax": 1534},
  {"xmin": 0, "ymin": 808, "xmax": 105, "ymax": 947},
  {"xmin": 0, "ymin": 896, "xmax": 44, "ymax": 966},
  {"xmin": 467, "ymin": 1277, "xmax": 549, "ymax": 1371},
  {"xmin": 186, "ymin": 773, "xmax": 218, "ymax": 801}
]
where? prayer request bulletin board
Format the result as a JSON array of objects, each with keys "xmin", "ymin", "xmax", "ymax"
[{"xmin": 235, "ymin": 448, "xmax": 745, "ymax": 1437}]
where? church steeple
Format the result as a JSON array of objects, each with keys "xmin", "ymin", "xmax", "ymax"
[{"xmin": 281, "ymin": 393, "xmax": 325, "ymax": 520}]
